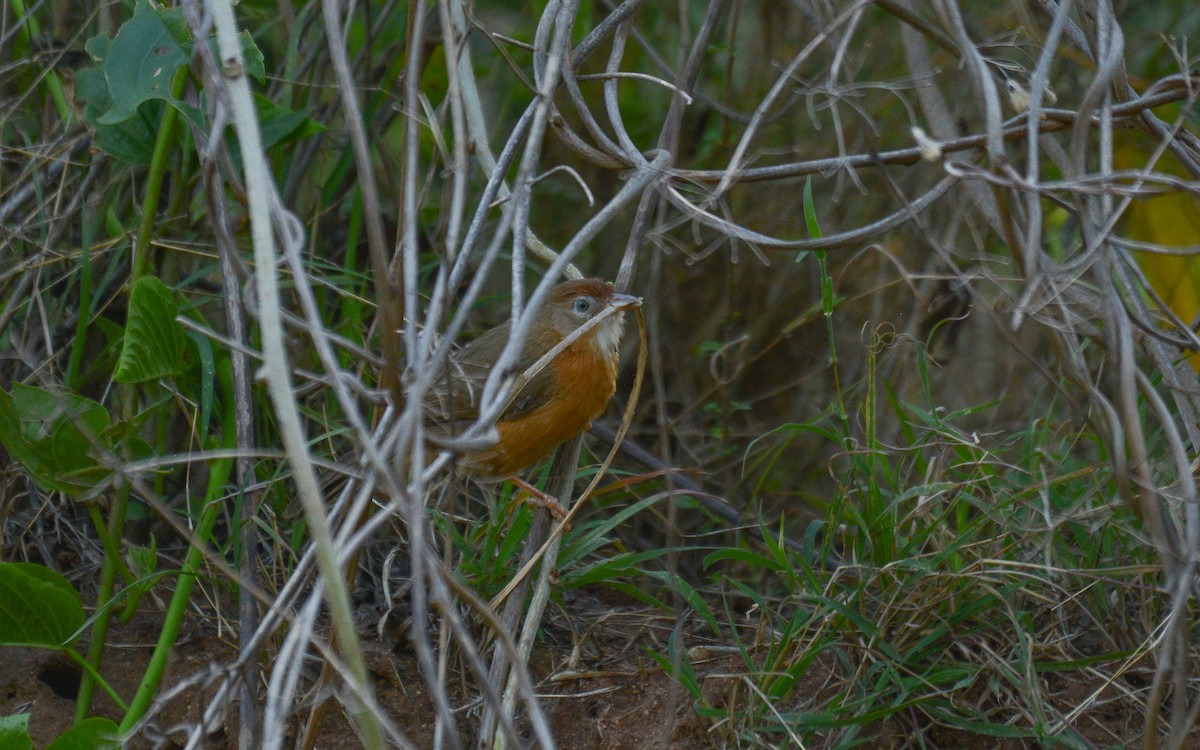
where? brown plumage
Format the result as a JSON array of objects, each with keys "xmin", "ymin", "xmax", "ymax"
[{"xmin": 426, "ymin": 278, "xmax": 640, "ymax": 477}]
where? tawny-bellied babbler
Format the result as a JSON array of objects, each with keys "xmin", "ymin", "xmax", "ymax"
[{"xmin": 424, "ymin": 278, "xmax": 639, "ymax": 513}]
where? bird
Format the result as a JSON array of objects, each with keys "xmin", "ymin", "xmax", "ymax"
[{"xmin": 424, "ymin": 278, "xmax": 640, "ymax": 511}]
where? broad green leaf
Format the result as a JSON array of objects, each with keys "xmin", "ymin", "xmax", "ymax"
[
  {"xmin": 0, "ymin": 562, "xmax": 86, "ymax": 648},
  {"xmin": 154, "ymin": 2, "xmax": 191, "ymax": 47},
  {"xmin": 46, "ymin": 717, "xmax": 120, "ymax": 750},
  {"xmin": 173, "ymin": 91, "xmax": 324, "ymax": 165},
  {"xmin": 82, "ymin": 34, "xmax": 110, "ymax": 67},
  {"xmin": 0, "ymin": 714, "xmax": 33, "ymax": 750},
  {"xmin": 257, "ymin": 94, "xmax": 325, "ymax": 150},
  {"xmin": 0, "ymin": 385, "xmax": 113, "ymax": 496},
  {"xmin": 79, "ymin": 0, "xmax": 272, "ymax": 164},
  {"xmin": 77, "ymin": 6, "xmax": 267, "ymax": 162},
  {"xmin": 90, "ymin": 1, "xmax": 187, "ymax": 125},
  {"xmin": 73, "ymin": 66, "xmax": 161, "ymax": 165},
  {"xmin": 115, "ymin": 277, "xmax": 185, "ymax": 384}
]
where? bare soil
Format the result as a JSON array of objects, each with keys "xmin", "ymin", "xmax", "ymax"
[{"xmin": 0, "ymin": 584, "xmax": 1157, "ymax": 749}]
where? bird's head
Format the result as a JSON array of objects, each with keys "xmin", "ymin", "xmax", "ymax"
[{"xmin": 542, "ymin": 278, "xmax": 641, "ymax": 355}]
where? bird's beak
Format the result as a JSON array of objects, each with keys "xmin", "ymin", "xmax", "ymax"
[{"xmin": 611, "ymin": 292, "xmax": 642, "ymax": 309}]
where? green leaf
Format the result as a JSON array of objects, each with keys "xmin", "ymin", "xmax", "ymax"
[
  {"xmin": 0, "ymin": 562, "xmax": 86, "ymax": 648},
  {"xmin": 154, "ymin": 3, "xmax": 191, "ymax": 47},
  {"xmin": 89, "ymin": 1, "xmax": 188, "ymax": 125},
  {"xmin": 170, "ymin": 90, "xmax": 323, "ymax": 168},
  {"xmin": 562, "ymin": 549, "xmax": 668, "ymax": 588},
  {"xmin": 802, "ymin": 174, "xmax": 822, "ymax": 239},
  {"xmin": 75, "ymin": 1, "xmax": 203, "ymax": 163},
  {"xmin": 702, "ymin": 547, "xmax": 782, "ymax": 572},
  {"xmin": 123, "ymin": 538, "xmax": 160, "ymax": 606},
  {"xmin": 795, "ymin": 175, "xmax": 822, "ymax": 262},
  {"xmin": 256, "ymin": 94, "xmax": 325, "ymax": 150},
  {"xmin": 557, "ymin": 493, "xmax": 663, "ymax": 569},
  {"xmin": 115, "ymin": 277, "xmax": 185, "ymax": 384},
  {"xmin": 648, "ymin": 630, "xmax": 703, "ymax": 700},
  {"xmin": 46, "ymin": 717, "xmax": 120, "ymax": 750},
  {"xmin": 644, "ymin": 570, "xmax": 721, "ymax": 636},
  {"xmin": 0, "ymin": 385, "xmax": 113, "ymax": 497},
  {"xmin": 73, "ymin": 66, "xmax": 161, "ymax": 165},
  {"xmin": 78, "ymin": 2, "xmax": 277, "ymax": 165},
  {"xmin": 204, "ymin": 31, "xmax": 267, "ymax": 83},
  {"xmin": 184, "ymin": 329, "xmax": 215, "ymax": 436},
  {"xmin": 0, "ymin": 714, "xmax": 33, "ymax": 750}
]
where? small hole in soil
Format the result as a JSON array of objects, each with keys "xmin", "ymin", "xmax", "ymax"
[{"xmin": 37, "ymin": 658, "xmax": 81, "ymax": 700}]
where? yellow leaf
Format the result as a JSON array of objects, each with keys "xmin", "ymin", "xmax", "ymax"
[{"xmin": 1115, "ymin": 133, "xmax": 1200, "ymax": 369}]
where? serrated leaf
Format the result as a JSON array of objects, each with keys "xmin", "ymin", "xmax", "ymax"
[
  {"xmin": 45, "ymin": 717, "xmax": 120, "ymax": 750},
  {"xmin": 0, "ymin": 714, "xmax": 33, "ymax": 750},
  {"xmin": 0, "ymin": 562, "xmax": 86, "ymax": 648},
  {"xmin": 0, "ymin": 385, "xmax": 113, "ymax": 497},
  {"xmin": 115, "ymin": 277, "xmax": 185, "ymax": 384},
  {"xmin": 91, "ymin": 1, "xmax": 187, "ymax": 125}
]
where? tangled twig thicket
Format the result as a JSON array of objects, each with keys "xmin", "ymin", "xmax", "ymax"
[{"xmin": 4, "ymin": 0, "xmax": 1200, "ymax": 747}]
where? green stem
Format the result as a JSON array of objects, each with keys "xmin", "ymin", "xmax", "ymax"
[
  {"xmin": 816, "ymin": 249, "xmax": 846, "ymax": 427},
  {"xmin": 117, "ymin": 451, "xmax": 233, "ymax": 735},
  {"xmin": 76, "ymin": 489, "xmax": 131, "ymax": 721},
  {"xmin": 66, "ymin": 202, "xmax": 94, "ymax": 387},
  {"xmin": 8, "ymin": 0, "xmax": 73, "ymax": 122},
  {"xmin": 132, "ymin": 66, "xmax": 188, "ymax": 280},
  {"xmin": 117, "ymin": 355, "xmax": 238, "ymax": 735},
  {"xmin": 68, "ymin": 647, "xmax": 129, "ymax": 715},
  {"xmin": 800, "ymin": 177, "xmax": 847, "ymax": 429},
  {"xmin": 864, "ymin": 335, "xmax": 894, "ymax": 565},
  {"xmin": 86, "ymin": 502, "xmax": 135, "ymax": 587}
]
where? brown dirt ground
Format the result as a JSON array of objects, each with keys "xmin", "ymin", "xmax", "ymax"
[
  {"xmin": 1, "ymin": 606, "xmax": 713, "ymax": 749},
  {"xmin": 0, "ymin": 587, "xmax": 1165, "ymax": 749}
]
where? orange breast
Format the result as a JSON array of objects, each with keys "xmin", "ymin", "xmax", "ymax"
[{"xmin": 469, "ymin": 339, "xmax": 618, "ymax": 477}]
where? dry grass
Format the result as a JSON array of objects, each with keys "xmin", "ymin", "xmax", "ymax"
[{"xmin": 3, "ymin": 1, "xmax": 1200, "ymax": 748}]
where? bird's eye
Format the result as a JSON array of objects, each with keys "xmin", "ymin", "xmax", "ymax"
[{"xmin": 572, "ymin": 297, "xmax": 594, "ymax": 316}]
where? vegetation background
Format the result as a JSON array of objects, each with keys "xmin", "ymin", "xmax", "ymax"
[{"xmin": 3, "ymin": 0, "xmax": 1200, "ymax": 748}]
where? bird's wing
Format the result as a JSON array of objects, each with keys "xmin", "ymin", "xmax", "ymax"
[
  {"xmin": 501, "ymin": 356, "xmax": 557, "ymax": 422},
  {"xmin": 425, "ymin": 322, "xmax": 558, "ymax": 427},
  {"xmin": 424, "ymin": 348, "xmax": 489, "ymax": 424}
]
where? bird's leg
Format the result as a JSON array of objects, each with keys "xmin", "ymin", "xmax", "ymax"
[{"xmin": 508, "ymin": 475, "xmax": 570, "ymax": 522}]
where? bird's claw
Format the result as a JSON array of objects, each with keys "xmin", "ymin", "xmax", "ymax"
[{"xmin": 509, "ymin": 475, "xmax": 572, "ymax": 526}]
